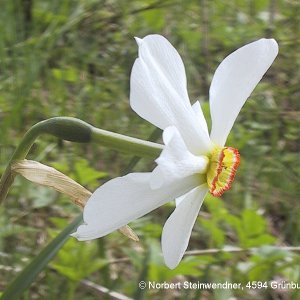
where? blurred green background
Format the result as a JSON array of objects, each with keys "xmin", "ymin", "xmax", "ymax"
[{"xmin": 0, "ymin": 0, "xmax": 299, "ymax": 299}]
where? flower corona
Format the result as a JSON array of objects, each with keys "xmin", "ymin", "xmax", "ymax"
[{"xmin": 207, "ymin": 147, "xmax": 240, "ymax": 197}]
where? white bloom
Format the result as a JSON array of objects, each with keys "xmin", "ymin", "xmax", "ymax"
[{"xmin": 72, "ymin": 35, "xmax": 278, "ymax": 269}]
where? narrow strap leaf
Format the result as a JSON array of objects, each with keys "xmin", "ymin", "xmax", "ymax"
[{"xmin": 0, "ymin": 214, "xmax": 83, "ymax": 300}]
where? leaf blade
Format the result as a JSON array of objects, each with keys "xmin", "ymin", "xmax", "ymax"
[{"xmin": 0, "ymin": 214, "xmax": 82, "ymax": 300}]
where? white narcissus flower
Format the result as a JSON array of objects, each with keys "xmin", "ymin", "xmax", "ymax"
[{"xmin": 72, "ymin": 35, "xmax": 278, "ymax": 269}]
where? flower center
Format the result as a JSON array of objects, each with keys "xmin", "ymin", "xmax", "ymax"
[{"xmin": 206, "ymin": 146, "xmax": 240, "ymax": 197}]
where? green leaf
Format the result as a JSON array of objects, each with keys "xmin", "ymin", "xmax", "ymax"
[
  {"xmin": 49, "ymin": 227, "xmax": 108, "ymax": 281},
  {"xmin": 139, "ymin": 240, "xmax": 203, "ymax": 282},
  {"xmin": 52, "ymin": 67, "xmax": 79, "ymax": 82},
  {"xmin": 0, "ymin": 214, "xmax": 82, "ymax": 300},
  {"xmin": 74, "ymin": 158, "xmax": 108, "ymax": 187}
]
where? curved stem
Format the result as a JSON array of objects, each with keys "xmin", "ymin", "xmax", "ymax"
[{"xmin": 0, "ymin": 117, "xmax": 163, "ymax": 204}]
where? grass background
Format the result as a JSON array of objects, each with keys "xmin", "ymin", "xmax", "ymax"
[{"xmin": 0, "ymin": 0, "xmax": 299, "ymax": 299}]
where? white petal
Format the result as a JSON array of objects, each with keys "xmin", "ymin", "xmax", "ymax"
[
  {"xmin": 162, "ymin": 185, "xmax": 208, "ymax": 269},
  {"xmin": 130, "ymin": 34, "xmax": 212, "ymax": 154},
  {"xmin": 134, "ymin": 37, "xmax": 143, "ymax": 46},
  {"xmin": 209, "ymin": 38, "xmax": 278, "ymax": 146},
  {"xmin": 72, "ymin": 172, "xmax": 199, "ymax": 241},
  {"xmin": 150, "ymin": 126, "xmax": 208, "ymax": 189},
  {"xmin": 175, "ymin": 193, "xmax": 185, "ymax": 207},
  {"xmin": 192, "ymin": 101, "xmax": 209, "ymax": 136}
]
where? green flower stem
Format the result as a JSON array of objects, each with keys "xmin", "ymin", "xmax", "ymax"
[
  {"xmin": 91, "ymin": 127, "xmax": 163, "ymax": 158},
  {"xmin": 0, "ymin": 117, "xmax": 163, "ymax": 204}
]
